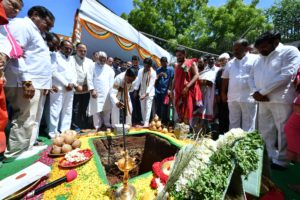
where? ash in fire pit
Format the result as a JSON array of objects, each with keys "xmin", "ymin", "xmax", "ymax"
[{"xmin": 93, "ymin": 133, "xmax": 179, "ymax": 185}]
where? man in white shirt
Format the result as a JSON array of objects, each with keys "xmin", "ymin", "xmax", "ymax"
[
  {"xmin": 249, "ymin": 31, "xmax": 300, "ymax": 170},
  {"xmin": 4, "ymin": 6, "xmax": 54, "ymax": 159},
  {"xmin": 87, "ymin": 51, "xmax": 115, "ymax": 130},
  {"xmin": 222, "ymin": 39, "xmax": 258, "ymax": 132},
  {"xmin": 134, "ymin": 58, "xmax": 157, "ymax": 127},
  {"xmin": 49, "ymin": 40, "xmax": 78, "ymax": 138},
  {"xmin": 197, "ymin": 55, "xmax": 219, "ymax": 124},
  {"xmin": 110, "ymin": 67, "xmax": 137, "ymax": 127},
  {"xmin": 71, "ymin": 43, "xmax": 93, "ymax": 130}
]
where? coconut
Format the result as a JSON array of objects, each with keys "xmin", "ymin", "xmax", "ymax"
[
  {"xmin": 62, "ymin": 144, "xmax": 72, "ymax": 153},
  {"xmin": 158, "ymin": 127, "xmax": 162, "ymax": 132},
  {"xmin": 51, "ymin": 145, "xmax": 62, "ymax": 154},
  {"xmin": 53, "ymin": 136, "xmax": 64, "ymax": 147},
  {"xmin": 162, "ymin": 128, "xmax": 168, "ymax": 133},
  {"xmin": 156, "ymin": 121, "xmax": 162, "ymax": 128},
  {"xmin": 154, "ymin": 114, "xmax": 159, "ymax": 122},
  {"xmin": 150, "ymin": 121, "xmax": 156, "ymax": 127},
  {"xmin": 152, "ymin": 126, "xmax": 157, "ymax": 131},
  {"xmin": 64, "ymin": 135, "xmax": 75, "ymax": 145},
  {"xmin": 72, "ymin": 140, "xmax": 81, "ymax": 149},
  {"xmin": 63, "ymin": 130, "xmax": 77, "ymax": 136}
]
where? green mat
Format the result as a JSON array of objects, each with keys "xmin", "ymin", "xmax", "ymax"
[{"xmin": 1, "ymin": 137, "xmax": 300, "ymax": 199}]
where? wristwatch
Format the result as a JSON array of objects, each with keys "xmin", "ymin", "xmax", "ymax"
[{"xmin": 22, "ymin": 81, "xmax": 32, "ymax": 87}]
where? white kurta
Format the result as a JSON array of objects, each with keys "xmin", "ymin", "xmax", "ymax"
[
  {"xmin": 87, "ymin": 63, "xmax": 115, "ymax": 116},
  {"xmin": 198, "ymin": 65, "xmax": 219, "ymax": 120},
  {"xmin": 0, "ymin": 25, "xmax": 11, "ymax": 58},
  {"xmin": 134, "ymin": 67, "xmax": 157, "ymax": 126},
  {"xmin": 110, "ymin": 72, "xmax": 134, "ymax": 127},
  {"xmin": 49, "ymin": 52, "xmax": 77, "ymax": 138},
  {"xmin": 222, "ymin": 53, "xmax": 258, "ymax": 131},
  {"xmin": 248, "ymin": 43, "xmax": 300, "ymax": 166},
  {"xmin": 5, "ymin": 17, "xmax": 51, "ymax": 89}
]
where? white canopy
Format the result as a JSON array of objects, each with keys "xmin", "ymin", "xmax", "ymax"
[{"xmin": 74, "ymin": 0, "xmax": 172, "ymax": 65}]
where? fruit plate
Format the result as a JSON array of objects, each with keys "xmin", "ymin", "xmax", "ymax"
[{"xmin": 58, "ymin": 149, "xmax": 93, "ymax": 168}]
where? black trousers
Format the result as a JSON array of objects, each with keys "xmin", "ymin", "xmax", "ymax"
[
  {"xmin": 155, "ymin": 94, "xmax": 169, "ymax": 124},
  {"xmin": 71, "ymin": 93, "xmax": 91, "ymax": 130},
  {"xmin": 217, "ymin": 102, "xmax": 229, "ymax": 134},
  {"xmin": 130, "ymin": 91, "xmax": 142, "ymax": 125},
  {"xmin": 39, "ymin": 94, "xmax": 50, "ymax": 137}
]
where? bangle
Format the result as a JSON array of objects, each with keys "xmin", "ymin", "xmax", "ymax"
[{"xmin": 22, "ymin": 81, "xmax": 32, "ymax": 87}]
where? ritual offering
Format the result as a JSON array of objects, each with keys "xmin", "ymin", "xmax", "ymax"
[
  {"xmin": 49, "ymin": 130, "xmax": 81, "ymax": 157},
  {"xmin": 59, "ymin": 148, "xmax": 93, "ymax": 168}
]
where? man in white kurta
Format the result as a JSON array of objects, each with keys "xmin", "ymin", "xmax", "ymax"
[
  {"xmin": 197, "ymin": 56, "xmax": 219, "ymax": 122},
  {"xmin": 110, "ymin": 68, "xmax": 137, "ymax": 127},
  {"xmin": 248, "ymin": 31, "xmax": 300, "ymax": 169},
  {"xmin": 4, "ymin": 7, "xmax": 55, "ymax": 159},
  {"xmin": 134, "ymin": 58, "xmax": 156, "ymax": 127},
  {"xmin": 71, "ymin": 43, "xmax": 93, "ymax": 130},
  {"xmin": 222, "ymin": 39, "xmax": 258, "ymax": 132},
  {"xmin": 49, "ymin": 40, "xmax": 78, "ymax": 138},
  {"xmin": 87, "ymin": 51, "xmax": 115, "ymax": 130}
]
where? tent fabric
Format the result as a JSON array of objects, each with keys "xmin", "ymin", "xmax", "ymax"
[{"xmin": 74, "ymin": 0, "xmax": 172, "ymax": 65}]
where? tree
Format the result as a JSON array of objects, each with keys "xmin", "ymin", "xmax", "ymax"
[
  {"xmin": 267, "ymin": 0, "xmax": 300, "ymax": 43},
  {"xmin": 122, "ymin": 0, "xmax": 272, "ymax": 55}
]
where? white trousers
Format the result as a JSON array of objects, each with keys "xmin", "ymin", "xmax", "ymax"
[
  {"xmin": 30, "ymin": 94, "xmax": 46, "ymax": 147},
  {"xmin": 111, "ymin": 102, "xmax": 132, "ymax": 128},
  {"xmin": 4, "ymin": 88, "xmax": 44, "ymax": 158},
  {"xmin": 228, "ymin": 101, "xmax": 257, "ymax": 132},
  {"xmin": 140, "ymin": 96, "xmax": 154, "ymax": 126},
  {"xmin": 93, "ymin": 110, "xmax": 111, "ymax": 129},
  {"xmin": 258, "ymin": 102, "xmax": 292, "ymax": 166},
  {"xmin": 49, "ymin": 90, "xmax": 74, "ymax": 138}
]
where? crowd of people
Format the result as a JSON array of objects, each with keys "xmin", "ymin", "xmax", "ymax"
[{"xmin": 0, "ymin": 1, "xmax": 300, "ymax": 173}]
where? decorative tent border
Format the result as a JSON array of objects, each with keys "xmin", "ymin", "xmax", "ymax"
[{"xmin": 74, "ymin": 18, "xmax": 162, "ymax": 66}]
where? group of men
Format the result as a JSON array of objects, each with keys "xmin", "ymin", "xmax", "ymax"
[
  {"xmin": 192, "ymin": 32, "xmax": 300, "ymax": 170},
  {"xmin": 0, "ymin": 1, "xmax": 299, "ymax": 171}
]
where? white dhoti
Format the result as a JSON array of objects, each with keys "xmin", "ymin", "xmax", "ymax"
[
  {"xmin": 140, "ymin": 96, "xmax": 154, "ymax": 126},
  {"xmin": 111, "ymin": 102, "xmax": 132, "ymax": 128},
  {"xmin": 49, "ymin": 90, "xmax": 74, "ymax": 138},
  {"xmin": 92, "ymin": 110, "xmax": 111, "ymax": 129},
  {"xmin": 228, "ymin": 101, "xmax": 257, "ymax": 132},
  {"xmin": 258, "ymin": 102, "xmax": 292, "ymax": 167}
]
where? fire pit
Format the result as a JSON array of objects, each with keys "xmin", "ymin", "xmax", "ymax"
[{"xmin": 92, "ymin": 132, "xmax": 180, "ymax": 185}]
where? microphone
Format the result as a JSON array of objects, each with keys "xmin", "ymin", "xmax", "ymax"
[{"xmin": 26, "ymin": 169, "xmax": 77, "ymax": 198}]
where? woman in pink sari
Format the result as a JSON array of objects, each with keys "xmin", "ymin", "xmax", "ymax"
[{"xmin": 285, "ymin": 67, "xmax": 300, "ymax": 162}]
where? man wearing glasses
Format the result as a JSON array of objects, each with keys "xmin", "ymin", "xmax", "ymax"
[{"xmin": 4, "ymin": 6, "xmax": 55, "ymax": 160}]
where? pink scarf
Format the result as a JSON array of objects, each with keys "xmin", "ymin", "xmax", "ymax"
[{"xmin": 3, "ymin": 24, "xmax": 23, "ymax": 59}]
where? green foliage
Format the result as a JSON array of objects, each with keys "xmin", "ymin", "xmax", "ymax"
[
  {"xmin": 267, "ymin": 0, "xmax": 300, "ymax": 43},
  {"xmin": 122, "ymin": 0, "xmax": 272, "ymax": 55}
]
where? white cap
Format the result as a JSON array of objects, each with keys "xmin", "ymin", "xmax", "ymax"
[
  {"xmin": 98, "ymin": 51, "xmax": 107, "ymax": 59},
  {"xmin": 218, "ymin": 53, "xmax": 230, "ymax": 60}
]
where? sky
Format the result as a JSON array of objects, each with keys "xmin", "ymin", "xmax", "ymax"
[{"xmin": 18, "ymin": 0, "xmax": 275, "ymax": 36}]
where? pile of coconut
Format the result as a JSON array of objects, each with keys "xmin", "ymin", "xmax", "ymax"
[
  {"xmin": 51, "ymin": 130, "xmax": 81, "ymax": 154},
  {"xmin": 149, "ymin": 115, "xmax": 169, "ymax": 133}
]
